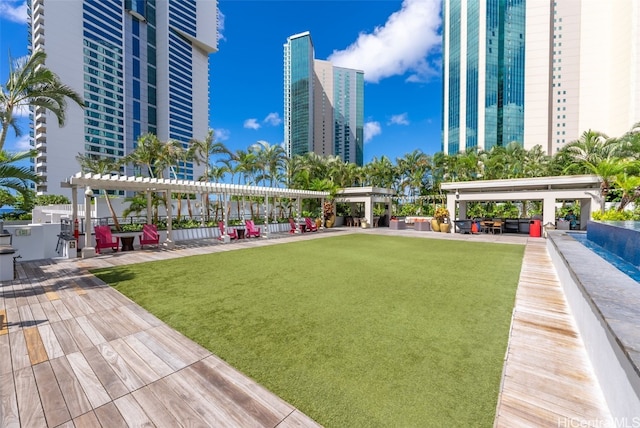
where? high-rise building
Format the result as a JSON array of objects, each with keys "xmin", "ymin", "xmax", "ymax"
[
  {"xmin": 443, "ymin": 0, "xmax": 640, "ymax": 155},
  {"xmin": 525, "ymin": 0, "xmax": 640, "ymax": 153},
  {"xmin": 442, "ymin": 0, "xmax": 526, "ymax": 155},
  {"xmin": 284, "ymin": 32, "xmax": 364, "ymax": 165},
  {"xmin": 28, "ymin": 0, "xmax": 217, "ymax": 195}
]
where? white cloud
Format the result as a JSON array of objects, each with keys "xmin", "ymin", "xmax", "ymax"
[
  {"xmin": 243, "ymin": 118, "xmax": 260, "ymax": 130},
  {"xmin": 217, "ymin": 10, "xmax": 226, "ymax": 42},
  {"xmin": 328, "ymin": 0, "xmax": 441, "ymax": 83},
  {"xmin": 213, "ymin": 128, "xmax": 230, "ymax": 141},
  {"xmin": 0, "ymin": 1, "xmax": 28, "ymax": 24},
  {"xmin": 389, "ymin": 113, "xmax": 410, "ymax": 126},
  {"xmin": 7, "ymin": 135, "xmax": 31, "ymax": 152},
  {"xmin": 263, "ymin": 112, "xmax": 282, "ymax": 126},
  {"xmin": 364, "ymin": 121, "xmax": 381, "ymax": 143}
]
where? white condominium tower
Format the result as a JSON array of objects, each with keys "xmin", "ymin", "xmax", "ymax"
[
  {"xmin": 284, "ymin": 32, "xmax": 364, "ymax": 165},
  {"xmin": 443, "ymin": 0, "xmax": 640, "ymax": 155},
  {"xmin": 28, "ymin": 0, "xmax": 218, "ymax": 195}
]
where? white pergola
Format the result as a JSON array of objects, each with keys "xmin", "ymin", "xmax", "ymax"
[
  {"xmin": 334, "ymin": 187, "xmax": 395, "ymax": 225},
  {"xmin": 64, "ymin": 172, "xmax": 329, "ymax": 257},
  {"xmin": 441, "ymin": 175, "xmax": 602, "ymax": 233}
]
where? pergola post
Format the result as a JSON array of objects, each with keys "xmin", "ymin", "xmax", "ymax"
[
  {"xmin": 81, "ymin": 186, "xmax": 96, "ymax": 258},
  {"xmin": 446, "ymin": 194, "xmax": 456, "ymax": 233},
  {"xmin": 543, "ymin": 196, "xmax": 556, "ymax": 229},
  {"xmin": 146, "ymin": 191, "xmax": 152, "ymax": 225},
  {"xmin": 220, "ymin": 192, "xmax": 230, "ymax": 243},
  {"xmin": 264, "ymin": 194, "xmax": 270, "ymax": 238},
  {"xmin": 164, "ymin": 191, "xmax": 175, "ymax": 249},
  {"xmin": 71, "ymin": 185, "xmax": 78, "ymax": 234}
]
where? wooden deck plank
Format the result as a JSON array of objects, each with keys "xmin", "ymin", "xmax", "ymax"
[
  {"xmin": 62, "ymin": 318, "xmax": 95, "ymax": 350},
  {"xmin": 0, "ymin": 309, "xmax": 7, "ymax": 335},
  {"xmin": 277, "ymin": 409, "xmax": 323, "ymax": 427},
  {"xmin": 163, "ymin": 368, "xmax": 242, "ymax": 427},
  {"xmin": 82, "ymin": 346, "xmax": 129, "ymax": 400},
  {"xmin": 23, "ymin": 327, "xmax": 49, "ymax": 365},
  {"xmin": 0, "ymin": 371, "xmax": 20, "ymax": 428},
  {"xmin": 5, "ymin": 307, "xmax": 19, "ymax": 333},
  {"xmin": 9, "ymin": 331, "xmax": 30, "ymax": 371},
  {"xmin": 122, "ymin": 334, "xmax": 174, "ymax": 378},
  {"xmin": 0, "ymin": 335, "xmax": 11, "ymax": 376},
  {"xmin": 109, "ymin": 338, "xmax": 161, "ymax": 385},
  {"xmin": 39, "ymin": 300, "xmax": 62, "ymax": 324},
  {"xmin": 32, "ymin": 361, "xmax": 72, "ymax": 427},
  {"xmin": 96, "ymin": 342, "xmax": 146, "ymax": 392},
  {"xmin": 131, "ymin": 386, "xmax": 183, "ymax": 428},
  {"xmin": 187, "ymin": 360, "xmax": 283, "ymax": 426},
  {"xmin": 49, "ymin": 356, "xmax": 93, "ymax": 419},
  {"xmin": 146, "ymin": 325, "xmax": 202, "ymax": 365},
  {"xmin": 133, "ymin": 330, "xmax": 188, "ymax": 371},
  {"xmin": 200, "ymin": 355, "xmax": 295, "ymax": 419},
  {"xmin": 37, "ymin": 324, "xmax": 65, "ymax": 360},
  {"xmin": 66, "ymin": 351, "xmax": 112, "ymax": 408},
  {"xmin": 51, "ymin": 299, "xmax": 73, "ymax": 320},
  {"xmin": 85, "ymin": 311, "xmax": 120, "ymax": 342},
  {"xmin": 75, "ymin": 315, "xmax": 107, "ymax": 346},
  {"xmin": 50, "ymin": 320, "xmax": 80, "ymax": 355},
  {"xmin": 113, "ymin": 394, "xmax": 155, "ymax": 427},
  {"xmin": 94, "ymin": 402, "xmax": 128, "ymax": 428},
  {"xmin": 72, "ymin": 410, "xmax": 102, "ymax": 428},
  {"xmin": 146, "ymin": 378, "xmax": 210, "ymax": 428},
  {"xmin": 13, "ymin": 367, "xmax": 47, "ymax": 427}
]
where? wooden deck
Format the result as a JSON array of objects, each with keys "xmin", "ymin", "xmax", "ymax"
[
  {"xmin": 0, "ymin": 229, "xmax": 613, "ymax": 426},
  {"xmin": 0, "ymin": 235, "xmax": 323, "ymax": 427},
  {"xmin": 494, "ymin": 240, "xmax": 612, "ymax": 427}
]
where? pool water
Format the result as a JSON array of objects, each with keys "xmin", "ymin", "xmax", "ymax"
[{"xmin": 569, "ymin": 232, "xmax": 640, "ymax": 283}]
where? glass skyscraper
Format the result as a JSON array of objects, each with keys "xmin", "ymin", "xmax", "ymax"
[
  {"xmin": 28, "ymin": 0, "xmax": 217, "ymax": 195},
  {"xmin": 284, "ymin": 32, "xmax": 364, "ymax": 165},
  {"xmin": 442, "ymin": 0, "xmax": 526, "ymax": 154}
]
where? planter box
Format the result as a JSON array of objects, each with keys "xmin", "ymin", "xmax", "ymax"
[
  {"xmin": 389, "ymin": 220, "xmax": 406, "ymax": 230},
  {"xmin": 414, "ymin": 221, "xmax": 431, "ymax": 231}
]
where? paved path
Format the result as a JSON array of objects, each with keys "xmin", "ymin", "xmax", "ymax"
[{"xmin": 0, "ymin": 227, "xmax": 612, "ymax": 426}]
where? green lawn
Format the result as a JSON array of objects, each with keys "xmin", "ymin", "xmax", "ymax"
[{"xmin": 93, "ymin": 234, "xmax": 524, "ymax": 427}]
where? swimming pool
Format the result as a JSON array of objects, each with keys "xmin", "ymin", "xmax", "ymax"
[{"xmin": 569, "ymin": 231, "xmax": 640, "ymax": 283}]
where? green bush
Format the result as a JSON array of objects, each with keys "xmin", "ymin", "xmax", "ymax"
[{"xmin": 592, "ymin": 208, "xmax": 638, "ymax": 221}]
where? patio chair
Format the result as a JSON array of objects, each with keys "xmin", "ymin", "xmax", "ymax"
[
  {"xmin": 94, "ymin": 225, "xmax": 119, "ymax": 254},
  {"xmin": 304, "ymin": 217, "xmax": 318, "ymax": 232},
  {"xmin": 139, "ymin": 224, "xmax": 159, "ymax": 249},
  {"xmin": 245, "ymin": 220, "xmax": 261, "ymax": 238},
  {"xmin": 218, "ymin": 221, "xmax": 238, "ymax": 240},
  {"xmin": 492, "ymin": 220, "xmax": 503, "ymax": 234},
  {"xmin": 288, "ymin": 218, "xmax": 299, "ymax": 234}
]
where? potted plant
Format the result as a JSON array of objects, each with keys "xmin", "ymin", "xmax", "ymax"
[
  {"xmin": 324, "ymin": 201, "xmax": 335, "ymax": 228},
  {"xmin": 433, "ymin": 207, "xmax": 450, "ymax": 233}
]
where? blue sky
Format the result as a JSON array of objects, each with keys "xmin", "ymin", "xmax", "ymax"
[{"xmin": 0, "ymin": 0, "xmax": 443, "ymax": 163}]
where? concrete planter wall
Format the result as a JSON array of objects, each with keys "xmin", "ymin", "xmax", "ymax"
[
  {"xmin": 389, "ymin": 220, "xmax": 406, "ymax": 230},
  {"xmin": 414, "ymin": 221, "xmax": 431, "ymax": 231}
]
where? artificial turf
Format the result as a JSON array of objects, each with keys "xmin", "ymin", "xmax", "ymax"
[{"xmin": 92, "ymin": 234, "xmax": 525, "ymax": 427}]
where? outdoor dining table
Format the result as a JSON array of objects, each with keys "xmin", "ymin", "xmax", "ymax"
[{"xmin": 481, "ymin": 221, "xmax": 494, "ymax": 234}]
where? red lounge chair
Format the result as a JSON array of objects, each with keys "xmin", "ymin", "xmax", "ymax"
[
  {"xmin": 304, "ymin": 217, "xmax": 318, "ymax": 232},
  {"xmin": 139, "ymin": 224, "xmax": 159, "ymax": 248},
  {"xmin": 218, "ymin": 221, "xmax": 238, "ymax": 240},
  {"xmin": 288, "ymin": 218, "xmax": 299, "ymax": 234},
  {"xmin": 94, "ymin": 225, "xmax": 119, "ymax": 254},
  {"xmin": 245, "ymin": 220, "xmax": 261, "ymax": 238}
]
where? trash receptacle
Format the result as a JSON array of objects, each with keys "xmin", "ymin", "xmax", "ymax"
[{"xmin": 529, "ymin": 219, "xmax": 542, "ymax": 237}]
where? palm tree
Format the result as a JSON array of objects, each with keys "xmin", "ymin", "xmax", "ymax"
[
  {"xmin": 189, "ymin": 129, "xmax": 229, "ymax": 184},
  {"xmin": 614, "ymin": 171, "xmax": 640, "ymax": 211},
  {"xmin": 0, "ymin": 51, "xmax": 84, "ymax": 151},
  {"xmin": 0, "ymin": 150, "xmax": 40, "ymax": 199},
  {"xmin": 75, "ymin": 154, "xmax": 123, "ymax": 231}
]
